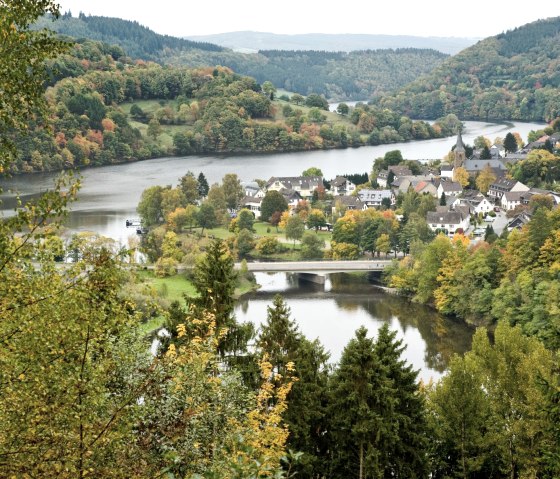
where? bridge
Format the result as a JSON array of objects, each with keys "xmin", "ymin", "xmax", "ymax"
[{"xmin": 235, "ymin": 260, "xmax": 392, "ymax": 273}]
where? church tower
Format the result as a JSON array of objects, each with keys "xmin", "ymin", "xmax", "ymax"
[{"xmin": 454, "ymin": 132, "xmax": 466, "ymax": 169}]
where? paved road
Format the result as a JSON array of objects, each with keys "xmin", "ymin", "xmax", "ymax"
[{"xmin": 235, "ymin": 260, "xmax": 393, "ymax": 272}]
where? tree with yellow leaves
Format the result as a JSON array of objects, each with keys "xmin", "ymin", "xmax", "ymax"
[{"xmin": 453, "ymin": 166, "xmax": 470, "ymax": 187}]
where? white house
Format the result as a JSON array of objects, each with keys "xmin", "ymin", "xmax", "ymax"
[
  {"xmin": 453, "ymin": 192, "xmax": 494, "ymax": 215},
  {"xmin": 376, "ymin": 165, "xmax": 413, "ymax": 187},
  {"xmin": 427, "ymin": 206, "xmax": 470, "ymax": 236},
  {"xmin": 437, "ymin": 180, "xmax": 463, "ymax": 199},
  {"xmin": 357, "ymin": 189, "xmax": 394, "ymax": 208},
  {"xmin": 266, "ymin": 176, "xmax": 322, "ymax": 199},
  {"xmin": 330, "ymin": 176, "xmax": 356, "ymax": 196},
  {"xmin": 241, "ymin": 196, "xmax": 263, "ymax": 219},
  {"xmin": 488, "ymin": 178, "xmax": 529, "ymax": 201},
  {"xmin": 501, "ymin": 191, "xmax": 527, "ymax": 211},
  {"xmin": 440, "ymin": 164, "xmax": 454, "ymax": 179}
]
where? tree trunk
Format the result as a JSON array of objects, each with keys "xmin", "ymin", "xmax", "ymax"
[{"xmin": 359, "ymin": 442, "xmax": 364, "ymax": 479}]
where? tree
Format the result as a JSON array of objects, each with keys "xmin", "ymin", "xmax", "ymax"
[
  {"xmin": 197, "ymin": 172, "xmax": 209, "ymax": 197},
  {"xmin": 196, "ymin": 202, "xmax": 218, "ymax": 234},
  {"xmin": 262, "ymin": 80, "xmax": 276, "ymax": 100},
  {"xmin": 337, "ymin": 102, "xmax": 350, "ymax": 115},
  {"xmin": 236, "ymin": 208, "xmax": 255, "ymax": 232},
  {"xmin": 291, "ymin": 93, "xmax": 304, "ymax": 105},
  {"xmin": 0, "ymin": 0, "xmax": 67, "ymax": 171},
  {"xmin": 147, "ymin": 117, "xmax": 162, "ymax": 139},
  {"xmin": 302, "ymin": 166, "xmax": 323, "ymax": 177},
  {"xmin": 475, "ymin": 164, "xmax": 497, "ymax": 194},
  {"xmin": 222, "ymin": 173, "xmax": 244, "ymax": 211},
  {"xmin": 190, "ymin": 239, "xmax": 238, "ymax": 355},
  {"xmin": 260, "ymin": 190, "xmax": 289, "ymax": 222},
  {"xmin": 285, "ymin": 215, "xmax": 305, "ymax": 248},
  {"xmin": 453, "ymin": 166, "xmax": 470, "ymax": 187},
  {"xmin": 328, "ymin": 327, "xmax": 393, "ymax": 479},
  {"xmin": 137, "ymin": 185, "xmax": 165, "ymax": 227},
  {"xmin": 257, "ymin": 295, "xmax": 330, "ymax": 478},
  {"xmin": 235, "ymin": 229, "xmax": 255, "ymax": 258},
  {"xmin": 480, "ymin": 145, "xmax": 492, "ymax": 159},
  {"xmin": 300, "ymin": 231, "xmax": 325, "ymax": 259},
  {"xmin": 474, "ymin": 135, "xmax": 490, "ymax": 149},
  {"xmin": 373, "ymin": 325, "xmax": 429, "ymax": 478},
  {"xmin": 504, "ymin": 132, "xmax": 518, "ymax": 153},
  {"xmin": 307, "ymin": 208, "xmax": 327, "ymax": 232},
  {"xmin": 178, "ymin": 171, "xmax": 200, "ymax": 204},
  {"xmin": 439, "ymin": 191, "xmax": 447, "ymax": 206},
  {"xmin": 376, "ymin": 233, "xmax": 392, "ymax": 257}
]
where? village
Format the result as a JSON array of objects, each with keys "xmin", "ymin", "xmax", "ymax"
[{"xmin": 238, "ymin": 131, "xmax": 560, "ymax": 240}]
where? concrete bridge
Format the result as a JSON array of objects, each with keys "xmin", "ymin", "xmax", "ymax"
[
  {"xmin": 235, "ymin": 260, "xmax": 392, "ymax": 273},
  {"xmin": 235, "ymin": 260, "xmax": 392, "ymax": 284}
]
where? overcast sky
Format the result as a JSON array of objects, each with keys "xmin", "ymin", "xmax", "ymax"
[{"xmin": 57, "ymin": 0, "xmax": 560, "ymax": 38}]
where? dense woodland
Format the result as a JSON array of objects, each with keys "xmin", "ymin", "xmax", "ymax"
[
  {"xmin": 36, "ymin": 13, "xmax": 449, "ymax": 100},
  {"xmin": 9, "ymin": 38, "xmax": 459, "ymax": 173},
  {"xmin": 2, "ymin": 2, "xmax": 560, "ymax": 478},
  {"xmin": 375, "ymin": 17, "xmax": 560, "ymax": 122}
]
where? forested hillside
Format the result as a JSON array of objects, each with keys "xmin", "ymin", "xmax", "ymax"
[
  {"xmin": 36, "ymin": 13, "xmax": 448, "ymax": 101},
  {"xmin": 33, "ymin": 12, "xmax": 224, "ymax": 59},
  {"xmin": 375, "ymin": 16, "xmax": 560, "ymax": 122},
  {"xmin": 10, "ymin": 38, "xmax": 459, "ymax": 173}
]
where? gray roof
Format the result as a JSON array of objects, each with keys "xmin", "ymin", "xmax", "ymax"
[
  {"xmin": 440, "ymin": 181, "xmax": 463, "ymax": 193},
  {"xmin": 455, "ymin": 132, "xmax": 465, "ymax": 152},
  {"xmin": 267, "ymin": 176, "xmax": 322, "ymax": 190},
  {"xmin": 335, "ymin": 195, "xmax": 363, "ymax": 209},
  {"xmin": 490, "ymin": 177, "xmax": 520, "ymax": 191},
  {"xmin": 464, "ymin": 158, "xmax": 508, "ymax": 172},
  {"xmin": 427, "ymin": 210, "xmax": 463, "ymax": 225},
  {"xmin": 440, "ymin": 164, "xmax": 454, "ymax": 172},
  {"xmin": 331, "ymin": 176, "xmax": 351, "ymax": 187}
]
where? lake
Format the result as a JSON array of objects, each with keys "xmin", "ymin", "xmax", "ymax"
[
  {"xmin": 0, "ymin": 120, "xmax": 545, "ymax": 246},
  {"xmin": 235, "ymin": 272, "xmax": 474, "ymax": 382}
]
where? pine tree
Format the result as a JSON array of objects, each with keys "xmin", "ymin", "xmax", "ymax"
[
  {"xmin": 197, "ymin": 172, "xmax": 209, "ymax": 197},
  {"xmin": 440, "ymin": 191, "xmax": 447, "ymax": 206},
  {"xmin": 328, "ymin": 327, "xmax": 394, "ymax": 479},
  {"xmin": 373, "ymin": 324, "xmax": 430, "ymax": 478},
  {"xmin": 257, "ymin": 295, "xmax": 330, "ymax": 478},
  {"xmin": 190, "ymin": 239, "xmax": 253, "ymax": 360}
]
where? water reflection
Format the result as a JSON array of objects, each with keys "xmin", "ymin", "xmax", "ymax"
[{"xmin": 236, "ymin": 272, "xmax": 473, "ymax": 382}]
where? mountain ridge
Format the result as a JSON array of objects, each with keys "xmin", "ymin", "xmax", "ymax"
[{"xmin": 184, "ymin": 31, "xmax": 479, "ymax": 55}]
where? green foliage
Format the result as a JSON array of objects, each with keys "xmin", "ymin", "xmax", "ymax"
[
  {"xmin": 376, "ymin": 17, "xmax": 560, "ymax": 122},
  {"xmin": 300, "ymin": 231, "xmax": 325, "ymax": 259},
  {"xmin": 260, "ymin": 190, "xmax": 289, "ymax": 223},
  {"xmin": 428, "ymin": 322, "xmax": 556, "ymax": 478}
]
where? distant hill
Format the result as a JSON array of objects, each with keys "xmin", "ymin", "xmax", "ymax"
[
  {"xmin": 184, "ymin": 31, "xmax": 478, "ymax": 55},
  {"xmin": 374, "ymin": 16, "xmax": 560, "ymax": 122},
  {"xmin": 34, "ymin": 13, "xmax": 448, "ymax": 101},
  {"xmin": 33, "ymin": 12, "xmax": 224, "ymax": 60}
]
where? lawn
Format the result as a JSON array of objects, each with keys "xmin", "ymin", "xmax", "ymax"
[{"xmin": 137, "ymin": 270, "xmax": 197, "ymax": 303}]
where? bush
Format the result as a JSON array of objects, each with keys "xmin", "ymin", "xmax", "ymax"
[
  {"xmin": 154, "ymin": 257, "xmax": 178, "ymax": 277},
  {"xmin": 256, "ymin": 236, "xmax": 280, "ymax": 255}
]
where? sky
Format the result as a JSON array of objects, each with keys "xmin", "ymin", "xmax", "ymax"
[{"xmin": 57, "ymin": 0, "xmax": 560, "ymax": 39}]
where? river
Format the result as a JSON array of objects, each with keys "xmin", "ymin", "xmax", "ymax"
[
  {"xmin": 0, "ymin": 120, "xmax": 543, "ymax": 377},
  {"xmin": 0, "ymin": 120, "xmax": 545, "ymax": 245},
  {"xmin": 235, "ymin": 272, "xmax": 473, "ymax": 382}
]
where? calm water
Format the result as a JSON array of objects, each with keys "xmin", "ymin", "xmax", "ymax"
[
  {"xmin": 2, "ymin": 119, "xmax": 521, "ymax": 378},
  {"xmin": 0, "ymin": 120, "xmax": 544, "ymax": 245},
  {"xmin": 235, "ymin": 272, "xmax": 473, "ymax": 382}
]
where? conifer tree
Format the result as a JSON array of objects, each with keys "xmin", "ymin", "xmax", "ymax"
[
  {"xmin": 328, "ymin": 327, "xmax": 394, "ymax": 479},
  {"xmin": 373, "ymin": 324, "xmax": 429, "ymax": 478},
  {"xmin": 257, "ymin": 295, "xmax": 330, "ymax": 478}
]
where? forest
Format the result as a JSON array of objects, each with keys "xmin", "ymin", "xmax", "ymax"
[
  {"xmin": 8, "ymin": 37, "xmax": 460, "ymax": 174},
  {"xmin": 1, "ymin": 2, "xmax": 560, "ymax": 478},
  {"xmin": 374, "ymin": 17, "xmax": 560, "ymax": 122},
  {"xmin": 35, "ymin": 12, "xmax": 449, "ymax": 100}
]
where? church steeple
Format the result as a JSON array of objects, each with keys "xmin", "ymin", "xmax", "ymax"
[{"xmin": 454, "ymin": 132, "xmax": 466, "ymax": 169}]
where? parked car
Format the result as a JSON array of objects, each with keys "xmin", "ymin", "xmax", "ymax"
[{"xmin": 494, "ymin": 206, "xmax": 500, "ymax": 212}]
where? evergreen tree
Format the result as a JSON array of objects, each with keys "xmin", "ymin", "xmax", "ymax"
[
  {"xmin": 190, "ymin": 239, "xmax": 253, "ymax": 360},
  {"xmin": 439, "ymin": 191, "xmax": 447, "ymax": 206},
  {"xmin": 197, "ymin": 172, "xmax": 209, "ymax": 197},
  {"xmin": 257, "ymin": 295, "xmax": 330, "ymax": 478},
  {"xmin": 373, "ymin": 324, "xmax": 430, "ymax": 478},
  {"xmin": 504, "ymin": 132, "xmax": 518, "ymax": 153},
  {"xmin": 328, "ymin": 327, "xmax": 394, "ymax": 479}
]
